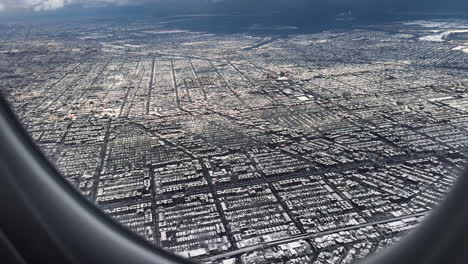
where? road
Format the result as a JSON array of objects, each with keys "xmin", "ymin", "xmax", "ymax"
[{"xmin": 202, "ymin": 211, "xmax": 427, "ymax": 262}]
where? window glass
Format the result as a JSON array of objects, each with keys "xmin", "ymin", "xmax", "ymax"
[{"xmin": 1, "ymin": 2, "xmax": 466, "ymax": 263}]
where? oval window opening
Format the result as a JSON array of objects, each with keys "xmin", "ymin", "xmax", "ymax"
[{"xmin": 1, "ymin": 3, "xmax": 468, "ymax": 264}]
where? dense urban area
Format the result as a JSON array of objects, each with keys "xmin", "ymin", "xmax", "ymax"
[{"xmin": 2, "ymin": 16, "xmax": 468, "ymax": 263}]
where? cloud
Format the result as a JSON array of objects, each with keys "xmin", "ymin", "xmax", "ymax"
[
  {"xmin": 0, "ymin": 0, "xmax": 65, "ymax": 11},
  {"xmin": 0, "ymin": 0, "xmax": 147, "ymax": 11},
  {"xmin": 33, "ymin": 0, "xmax": 66, "ymax": 11}
]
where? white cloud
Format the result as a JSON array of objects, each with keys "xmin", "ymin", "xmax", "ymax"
[
  {"xmin": 0, "ymin": 0, "xmax": 65, "ymax": 11},
  {"xmin": 33, "ymin": 0, "xmax": 66, "ymax": 11},
  {"xmin": 0, "ymin": 0, "xmax": 146, "ymax": 11}
]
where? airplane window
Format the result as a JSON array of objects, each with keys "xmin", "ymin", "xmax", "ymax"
[{"xmin": 1, "ymin": 1, "xmax": 467, "ymax": 263}]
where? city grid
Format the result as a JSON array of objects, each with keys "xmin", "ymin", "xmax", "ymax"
[{"xmin": 2, "ymin": 18, "xmax": 468, "ymax": 264}]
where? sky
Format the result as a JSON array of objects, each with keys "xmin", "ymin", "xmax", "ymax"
[{"xmin": 0, "ymin": 0, "xmax": 468, "ymax": 19}]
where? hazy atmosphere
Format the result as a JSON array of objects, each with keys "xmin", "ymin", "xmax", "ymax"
[{"xmin": 2, "ymin": 0, "xmax": 468, "ymax": 16}]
